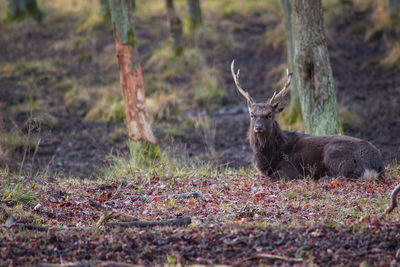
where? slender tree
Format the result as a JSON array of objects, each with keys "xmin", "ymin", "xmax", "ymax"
[
  {"xmin": 292, "ymin": 0, "xmax": 339, "ymax": 135},
  {"xmin": 281, "ymin": 0, "xmax": 300, "ymax": 123},
  {"xmin": 6, "ymin": 0, "xmax": 43, "ymax": 22},
  {"xmin": 100, "ymin": 0, "xmax": 135, "ymax": 19},
  {"xmin": 108, "ymin": 0, "xmax": 157, "ymax": 148},
  {"xmin": 166, "ymin": 0, "xmax": 184, "ymax": 55},
  {"xmin": 186, "ymin": 0, "xmax": 202, "ymax": 30},
  {"xmin": 389, "ymin": 0, "xmax": 399, "ymax": 19}
]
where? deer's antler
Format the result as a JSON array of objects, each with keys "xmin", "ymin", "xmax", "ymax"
[
  {"xmin": 231, "ymin": 60, "xmax": 254, "ymax": 105},
  {"xmin": 269, "ymin": 69, "xmax": 293, "ymax": 105}
]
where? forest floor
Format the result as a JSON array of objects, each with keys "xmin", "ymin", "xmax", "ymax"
[{"xmin": 1, "ymin": 0, "xmax": 400, "ymax": 266}]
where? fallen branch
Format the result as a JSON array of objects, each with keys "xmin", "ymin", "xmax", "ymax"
[
  {"xmin": 385, "ymin": 183, "xmax": 400, "ymax": 215},
  {"xmin": 243, "ymin": 253, "xmax": 303, "ymax": 263},
  {"xmin": 1, "ymin": 216, "xmax": 49, "ymax": 231},
  {"xmin": 38, "ymin": 260, "xmax": 142, "ymax": 267},
  {"xmin": 106, "ymin": 216, "xmax": 191, "ymax": 227},
  {"xmin": 88, "ymin": 198, "xmax": 137, "ymax": 224},
  {"xmin": 135, "ymin": 192, "xmax": 204, "ymax": 202}
]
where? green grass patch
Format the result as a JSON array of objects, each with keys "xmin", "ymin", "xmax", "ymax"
[
  {"xmin": 0, "ymin": 131, "xmax": 38, "ymax": 150},
  {"xmin": 83, "ymin": 83, "xmax": 125, "ymax": 122}
]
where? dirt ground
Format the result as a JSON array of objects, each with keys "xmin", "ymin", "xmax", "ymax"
[{"xmin": 2, "ymin": 223, "xmax": 400, "ymax": 266}]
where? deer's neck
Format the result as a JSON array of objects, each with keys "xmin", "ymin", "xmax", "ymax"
[{"xmin": 249, "ymin": 122, "xmax": 288, "ymax": 172}]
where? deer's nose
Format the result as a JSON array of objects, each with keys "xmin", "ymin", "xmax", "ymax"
[{"xmin": 254, "ymin": 124, "xmax": 264, "ymax": 132}]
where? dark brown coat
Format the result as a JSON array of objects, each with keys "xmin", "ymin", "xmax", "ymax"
[
  {"xmin": 248, "ymin": 105, "xmax": 384, "ymax": 179},
  {"xmin": 231, "ymin": 60, "xmax": 384, "ymax": 179}
]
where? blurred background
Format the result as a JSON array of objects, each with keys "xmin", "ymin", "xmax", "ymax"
[{"xmin": 0, "ymin": 0, "xmax": 399, "ymax": 177}]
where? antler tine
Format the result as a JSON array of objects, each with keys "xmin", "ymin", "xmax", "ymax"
[
  {"xmin": 269, "ymin": 69, "xmax": 293, "ymax": 105},
  {"xmin": 231, "ymin": 60, "xmax": 254, "ymax": 104}
]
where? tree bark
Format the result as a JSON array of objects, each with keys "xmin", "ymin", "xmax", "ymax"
[
  {"xmin": 6, "ymin": 0, "xmax": 42, "ymax": 22},
  {"xmin": 292, "ymin": 0, "xmax": 339, "ymax": 135},
  {"xmin": 187, "ymin": 0, "xmax": 202, "ymax": 30},
  {"xmin": 100, "ymin": 0, "xmax": 135, "ymax": 19},
  {"xmin": 108, "ymin": 0, "xmax": 156, "ymax": 144},
  {"xmin": 166, "ymin": 0, "xmax": 184, "ymax": 55},
  {"xmin": 389, "ymin": 0, "xmax": 399, "ymax": 19},
  {"xmin": 281, "ymin": 0, "xmax": 301, "ymax": 123}
]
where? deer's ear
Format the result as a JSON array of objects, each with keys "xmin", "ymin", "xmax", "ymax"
[{"xmin": 272, "ymin": 100, "xmax": 286, "ymax": 113}]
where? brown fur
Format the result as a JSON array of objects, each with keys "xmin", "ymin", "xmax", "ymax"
[{"xmin": 247, "ymin": 103, "xmax": 384, "ymax": 179}]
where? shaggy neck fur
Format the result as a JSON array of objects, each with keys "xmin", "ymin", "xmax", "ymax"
[{"xmin": 248, "ymin": 121, "xmax": 288, "ymax": 174}]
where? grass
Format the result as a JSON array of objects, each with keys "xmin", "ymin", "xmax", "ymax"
[
  {"xmin": 381, "ymin": 41, "xmax": 400, "ymax": 70},
  {"xmin": 2, "ymin": 157, "xmax": 399, "ymax": 229},
  {"xmin": 82, "ymin": 82, "xmax": 125, "ymax": 122},
  {"xmin": 1, "ymin": 0, "xmax": 399, "ymax": 228},
  {"xmin": 102, "ymin": 140, "xmax": 216, "ymax": 182}
]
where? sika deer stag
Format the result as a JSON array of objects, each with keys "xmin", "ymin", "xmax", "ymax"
[{"xmin": 231, "ymin": 60, "xmax": 384, "ymax": 179}]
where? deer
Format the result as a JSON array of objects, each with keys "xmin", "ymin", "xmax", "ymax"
[{"xmin": 231, "ymin": 60, "xmax": 385, "ymax": 180}]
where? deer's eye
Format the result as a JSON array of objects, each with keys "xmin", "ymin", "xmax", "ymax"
[
  {"xmin": 250, "ymin": 114, "xmax": 255, "ymax": 119},
  {"xmin": 264, "ymin": 113, "xmax": 272, "ymax": 119}
]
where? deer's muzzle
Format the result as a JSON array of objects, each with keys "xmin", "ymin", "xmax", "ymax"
[{"xmin": 254, "ymin": 123, "xmax": 264, "ymax": 133}]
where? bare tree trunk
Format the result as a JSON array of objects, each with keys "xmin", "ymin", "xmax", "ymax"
[
  {"xmin": 389, "ymin": 0, "xmax": 399, "ymax": 19},
  {"xmin": 187, "ymin": 0, "xmax": 202, "ymax": 30},
  {"xmin": 6, "ymin": 0, "xmax": 42, "ymax": 22},
  {"xmin": 100, "ymin": 0, "xmax": 135, "ymax": 20},
  {"xmin": 108, "ymin": 0, "xmax": 156, "ymax": 145},
  {"xmin": 281, "ymin": 0, "xmax": 300, "ymax": 123},
  {"xmin": 292, "ymin": 0, "xmax": 339, "ymax": 135},
  {"xmin": 166, "ymin": 0, "xmax": 184, "ymax": 56}
]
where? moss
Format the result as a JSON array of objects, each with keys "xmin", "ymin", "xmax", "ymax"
[
  {"xmin": 277, "ymin": 103, "xmax": 304, "ymax": 133},
  {"xmin": 127, "ymin": 27, "xmax": 138, "ymax": 49},
  {"xmin": 287, "ymin": 98, "xmax": 302, "ymax": 125}
]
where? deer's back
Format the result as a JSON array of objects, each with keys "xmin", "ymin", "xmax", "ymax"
[{"xmin": 286, "ymin": 134, "xmax": 384, "ymax": 178}]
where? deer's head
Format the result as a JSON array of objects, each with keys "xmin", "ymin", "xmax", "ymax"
[{"xmin": 231, "ymin": 60, "xmax": 293, "ymax": 137}]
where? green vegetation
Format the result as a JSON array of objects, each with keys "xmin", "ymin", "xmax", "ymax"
[{"xmin": 5, "ymin": 0, "xmax": 43, "ymax": 23}]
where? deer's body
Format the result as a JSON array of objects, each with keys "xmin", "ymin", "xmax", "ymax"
[
  {"xmin": 231, "ymin": 60, "xmax": 384, "ymax": 180},
  {"xmin": 250, "ymin": 120, "xmax": 384, "ymax": 179}
]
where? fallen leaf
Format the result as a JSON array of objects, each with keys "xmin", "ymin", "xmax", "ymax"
[{"xmin": 29, "ymin": 241, "xmax": 37, "ymax": 248}]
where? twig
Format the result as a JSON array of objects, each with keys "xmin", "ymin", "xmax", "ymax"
[
  {"xmin": 89, "ymin": 198, "xmax": 191, "ymax": 227},
  {"xmin": 106, "ymin": 217, "xmax": 191, "ymax": 227},
  {"xmin": 37, "ymin": 261, "xmax": 142, "ymax": 267},
  {"xmin": 89, "ymin": 198, "xmax": 137, "ymax": 223},
  {"xmin": 243, "ymin": 253, "xmax": 303, "ymax": 263},
  {"xmin": 1, "ymin": 215, "xmax": 49, "ymax": 231},
  {"xmin": 385, "ymin": 183, "xmax": 400, "ymax": 214},
  {"xmin": 135, "ymin": 192, "xmax": 204, "ymax": 202}
]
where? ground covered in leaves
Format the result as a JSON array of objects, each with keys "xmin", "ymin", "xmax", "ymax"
[{"xmin": 2, "ymin": 170, "xmax": 400, "ymax": 266}]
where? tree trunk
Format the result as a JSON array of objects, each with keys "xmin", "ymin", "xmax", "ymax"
[
  {"xmin": 389, "ymin": 0, "xmax": 399, "ymax": 19},
  {"xmin": 108, "ymin": 0, "xmax": 156, "ymax": 145},
  {"xmin": 166, "ymin": 0, "xmax": 184, "ymax": 55},
  {"xmin": 292, "ymin": 0, "xmax": 339, "ymax": 135},
  {"xmin": 187, "ymin": 0, "xmax": 202, "ymax": 30},
  {"xmin": 100, "ymin": 0, "xmax": 135, "ymax": 19},
  {"xmin": 281, "ymin": 0, "xmax": 300, "ymax": 123},
  {"xmin": 6, "ymin": 0, "xmax": 42, "ymax": 22}
]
